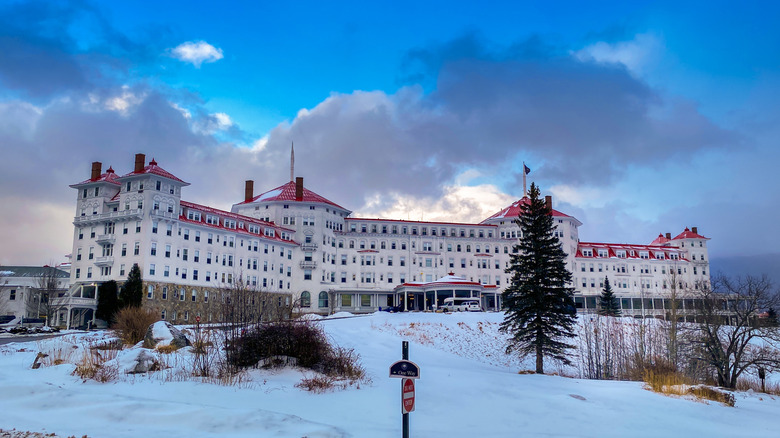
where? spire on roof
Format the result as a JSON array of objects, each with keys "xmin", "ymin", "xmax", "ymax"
[
  {"xmin": 290, "ymin": 142, "xmax": 295, "ymax": 182},
  {"xmin": 149, "ymin": 158, "xmax": 157, "ymax": 166}
]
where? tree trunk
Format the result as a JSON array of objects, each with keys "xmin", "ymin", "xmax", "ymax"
[{"xmin": 536, "ymin": 324, "xmax": 544, "ymax": 374}]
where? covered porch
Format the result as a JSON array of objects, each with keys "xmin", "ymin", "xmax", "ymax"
[
  {"xmin": 393, "ymin": 274, "xmax": 501, "ymax": 312},
  {"xmin": 51, "ymin": 283, "xmax": 99, "ymax": 329}
]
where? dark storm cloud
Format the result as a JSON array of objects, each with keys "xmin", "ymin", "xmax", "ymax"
[
  {"xmin": 0, "ymin": 0, "xmax": 168, "ymax": 100},
  {"xmin": 253, "ymin": 34, "xmax": 737, "ymax": 213}
]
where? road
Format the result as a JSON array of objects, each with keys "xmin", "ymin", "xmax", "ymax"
[{"xmin": 0, "ymin": 333, "xmax": 67, "ymax": 346}]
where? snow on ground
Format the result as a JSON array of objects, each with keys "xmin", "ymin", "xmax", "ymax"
[{"xmin": 1, "ymin": 312, "xmax": 779, "ymax": 437}]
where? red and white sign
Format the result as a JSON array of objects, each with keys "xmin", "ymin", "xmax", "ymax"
[{"xmin": 402, "ymin": 378, "xmax": 415, "ymax": 413}]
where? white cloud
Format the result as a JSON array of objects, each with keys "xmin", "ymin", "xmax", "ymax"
[
  {"xmin": 169, "ymin": 41, "xmax": 224, "ymax": 68},
  {"xmin": 356, "ymin": 180, "xmax": 516, "ymax": 225},
  {"xmin": 574, "ymin": 33, "xmax": 662, "ymax": 75},
  {"xmin": 213, "ymin": 112, "xmax": 233, "ymax": 129}
]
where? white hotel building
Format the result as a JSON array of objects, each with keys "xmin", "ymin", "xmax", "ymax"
[{"xmin": 64, "ymin": 153, "xmax": 711, "ymax": 325}]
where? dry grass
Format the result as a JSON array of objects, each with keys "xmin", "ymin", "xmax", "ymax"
[
  {"xmin": 155, "ymin": 344, "xmax": 179, "ymax": 354},
  {"xmin": 736, "ymin": 376, "xmax": 780, "ymax": 395},
  {"xmin": 113, "ymin": 307, "xmax": 158, "ymax": 345},
  {"xmin": 644, "ymin": 369, "xmax": 735, "ymax": 406},
  {"xmin": 73, "ymin": 349, "xmax": 118, "ymax": 382},
  {"xmin": 296, "ymin": 374, "xmax": 336, "ymax": 393},
  {"xmin": 40, "ymin": 346, "xmax": 76, "ymax": 367}
]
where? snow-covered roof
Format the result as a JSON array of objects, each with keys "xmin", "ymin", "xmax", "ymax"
[
  {"xmin": 239, "ymin": 181, "xmax": 347, "ymax": 210},
  {"xmin": 481, "ymin": 197, "xmax": 577, "ymax": 224},
  {"xmin": 70, "ymin": 167, "xmax": 121, "ymax": 187},
  {"xmin": 118, "ymin": 159, "xmax": 189, "ymax": 185}
]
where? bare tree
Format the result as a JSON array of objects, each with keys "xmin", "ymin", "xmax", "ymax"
[
  {"xmin": 693, "ymin": 275, "xmax": 780, "ymax": 388},
  {"xmin": 36, "ymin": 266, "xmax": 66, "ymax": 325}
]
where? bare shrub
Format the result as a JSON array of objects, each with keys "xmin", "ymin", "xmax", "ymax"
[
  {"xmin": 113, "ymin": 307, "xmax": 158, "ymax": 345},
  {"xmin": 73, "ymin": 349, "xmax": 118, "ymax": 382},
  {"xmin": 227, "ymin": 320, "xmax": 370, "ymax": 387},
  {"xmin": 296, "ymin": 375, "xmax": 336, "ymax": 393},
  {"xmin": 736, "ymin": 376, "xmax": 780, "ymax": 395},
  {"xmin": 156, "ymin": 344, "xmax": 178, "ymax": 354},
  {"xmin": 322, "ymin": 347, "xmax": 367, "ymax": 382}
]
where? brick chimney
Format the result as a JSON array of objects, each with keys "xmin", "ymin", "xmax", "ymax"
[
  {"xmin": 134, "ymin": 153, "xmax": 145, "ymax": 173},
  {"xmin": 692, "ymin": 226, "xmax": 698, "ymax": 235},
  {"xmin": 665, "ymin": 232, "xmax": 671, "ymax": 240},
  {"xmin": 544, "ymin": 195, "xmax": 552, "ymax": 210},
  {"xmin": 244, "ymin": 180, "xmax": 254, "ymax": 203},
  {"xmin": 90, "ymin": 162, "xmax": 102, "ymax": 180},
  {"xmin": 295, "ymin": 177, "xmax": 304, "ymax": 201}
]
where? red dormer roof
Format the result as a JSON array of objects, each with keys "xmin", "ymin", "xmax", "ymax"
[
  {"xmin": 239, "ymin": 181, "xmax": 346, "ymax": 210},
  {"xmin": 673, "ymin": 228, "xmax": 709, "ymax": 240},
  {"xmin": 650, "ymin": 233, "xmax": 671, "ymax": 246},
  {"xmin": 70, "ymin": 166, "xmax": 121, "ymax": 187},
  {"xmin": 481, "ymin": 197, "xmax": 574, "ymax": 223},
  {"xmin": 119, "ymin": 159, "xmax": 189, "ymax": 185}
]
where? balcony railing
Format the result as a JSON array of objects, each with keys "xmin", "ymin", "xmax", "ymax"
[
  {"xmin": 94, "ymin": 256, "xmax": 114, "ymax": 266},
  {"xmin": 300, "ymin": 243, "xmax": 318, "ymax": 252},
  {"xmin": 95, "ymin": 234, "xmax": 115, "ymax": 245},
  {"xmin": 299, "ymin": 260, "xmax": 317, "ymax": 269},
  {"xmin": 150, "ymin": 209, "xmax": 178, "ymax": 220},
  {"xmin": 73, "ymin": 208, "xmax": 143, "ymax": 225}
]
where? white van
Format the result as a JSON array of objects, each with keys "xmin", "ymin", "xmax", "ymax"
[{"xmin": 442, "ymin": 297, "xmax": 482, "ymax": 312}]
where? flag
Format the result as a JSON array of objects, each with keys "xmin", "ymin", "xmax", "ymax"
[{"xmin": 524, "ymin": 164, "xmax": 531, "ymax": 175}]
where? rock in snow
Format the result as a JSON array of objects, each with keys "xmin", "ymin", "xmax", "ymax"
[
  {"xmin": 143, "ymin": 321, "xmax": 190, "ymax": 350},
  {"xmin": 114, "ymin": 348, "xmax": 158, "ymax": 374}
]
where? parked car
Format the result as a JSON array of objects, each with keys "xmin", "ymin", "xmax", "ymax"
[
  {"xmin": 442, "ymin": 298, "xmax": 483, "ymax": 312},
  {"xmin": 20, "ymin": 317, "xmax": 46, "ymax": 328},
  {"xmin": 0, "ymin": 315, "xmax": 16, "ymax": 325}
]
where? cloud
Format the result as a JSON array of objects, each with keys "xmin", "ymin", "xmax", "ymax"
[
  {"xmin": 0, "ymin": 1, "xmax": 165, "ymax": 100},
  {"xmin": 169, "ymin": 41, "xmax": 224, "ymax": 67},
  {"xmin": 574, "ymin": 33, "xmax": 662, "ymax": 76},
  {"xmin": 0, "ymin": 26, "xmax": 745, "ymax": 264},
  {"xmin": 357, "ymin": 181, "xmax": 516, "ymax": 225}
]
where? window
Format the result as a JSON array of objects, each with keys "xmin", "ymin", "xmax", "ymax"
[
  {"xmin": 341, "ymin": 294, "xmax": 352, "ymax": 307},
  {"xmin": 301, "ymin": 291, "xmax": 311, "ymax": 307},
  {"xmin": 318, "ymin": 291, "xmax": 329, "ymax": 307},
  {"xmin": 147, "ymin": 285, "xmax": 154, "ymax": 299},
  {"xmin": 149, "ymin": 264, "xmax": 156, "ymax": 276}
]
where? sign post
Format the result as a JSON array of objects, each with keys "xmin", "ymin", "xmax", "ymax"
[{"xmin": 389, "ymin": 341, "xmax": 420, "ymax": 438}]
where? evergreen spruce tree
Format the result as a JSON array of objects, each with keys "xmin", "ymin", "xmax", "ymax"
[
  {"xmin": 119, "ymin": 263, "xmax": 143, "ymax": 308},
  {"xmin": 500, "ymin": 183, "xmax": 577, "ymax": 374},
  {"xmin": 96, "ymin": 280, "xmax": 120, "ymax": 324},
  {"xmin": 598, "ymin": 277, "xmax": 621, "ymax": 317}
]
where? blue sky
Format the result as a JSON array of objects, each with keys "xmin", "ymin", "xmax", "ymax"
[{"xmin": 1, "ymin": 0, "xmax": 779, "ymax": 272}]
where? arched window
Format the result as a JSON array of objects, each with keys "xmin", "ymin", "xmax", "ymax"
[
  {"xmin": 319, "ymin": 291, "xmax": 329, "ymax": 308},
  {"xmin": 301, "ymin": 291, "xmax": 311, "ymax": 307}
]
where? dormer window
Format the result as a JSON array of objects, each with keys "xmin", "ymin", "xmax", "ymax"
[{"xmin": 126, "ymin": 182, "xmax": 131, "ymax": 192}]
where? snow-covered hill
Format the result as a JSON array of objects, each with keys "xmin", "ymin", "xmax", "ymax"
[{"xmin": 0, "ymin": 312, "xmax": 778, "ymax": 437}]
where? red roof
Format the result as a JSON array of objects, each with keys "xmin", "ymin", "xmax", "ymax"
[
  {"xmin": 70, "ymin": 167, "xmax": 121, "ymax": 187},
  {"xmin": 119, "ymin": 159, "xmax": 188, "ymax": 184},
  {"xmin": 179, "ymin": 200, "xmax": 296, "ymax": 244},
  {"xmin": 673, "ymin": 228, "xmax": 709, "ymax": 240},
  {"xmin": 481, "ymin": 197, "xmax": 573, "ymax": 223},
  {"xmin": 239, "ymin": 181, "xmax": 346, "ymax": 210},
  {"xmin": 345, "ymin": 217, "xmax": 497, "ymax": 228},
  {"xmin": 649, "ymin": 233, "xmax": 671, "ymax": 246},
  {"xmin": 576, "ymin": 241, "xmax": 687, "ymax": 260}
]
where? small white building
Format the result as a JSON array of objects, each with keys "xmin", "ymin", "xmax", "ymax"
[{"xmin": 0, "ymin": 266, "xmax": 69, "ymax": 324}]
